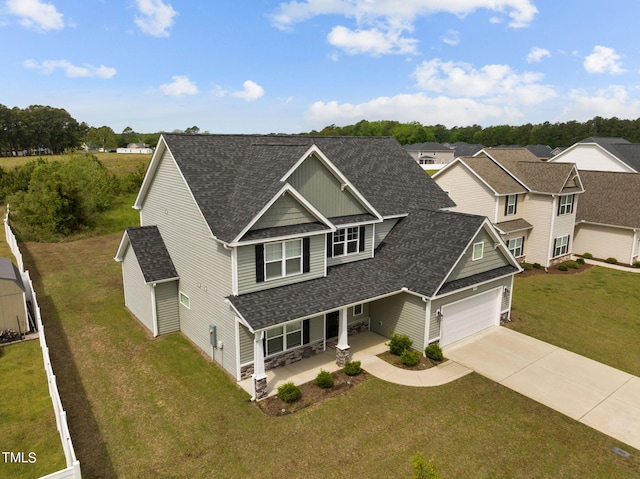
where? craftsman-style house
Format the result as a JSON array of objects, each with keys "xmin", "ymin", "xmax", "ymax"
[{"xmin": 115, "ymin": 134, "xmax": 520, "ymax": 399}]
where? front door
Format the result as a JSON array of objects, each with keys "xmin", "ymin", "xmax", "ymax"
[{"xmin": 326, "ymin": 311, "xmax": 339, "ymax": 339}]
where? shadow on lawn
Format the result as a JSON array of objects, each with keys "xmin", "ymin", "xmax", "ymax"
[{"xmin": 21, "ymin": 243, "xmax": 117, "ymax": 479}]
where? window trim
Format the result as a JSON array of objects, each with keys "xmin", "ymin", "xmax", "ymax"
[
  {"xmin": 505, "ymin": 194, "xmax": 518, "ymax": 216},
  {"xmin": 265, "ymin": 321, "xmax": 304, "ymax": 357},
  {"xmin": 264, "ymin": 238, "xmax": 303, "ymax": 281},
  {"xmin": 553, "ymin": 234, "xmax": 570, "ymax": 257},
  {"xmin": 332, "ymin": 227, "xmax": 360, "ymax": 257},
  {"xmin": 179, "ymin": 291, "xmax": 190, "ymax": 309},
  {"xmin": 353, "ymin": 304, "xmax": 363, "ymax": 316},
  {"xmin": 558, "ymin": 194, "xmax": 575, "ymax": 216},
  {"xmin": 508, "ymin": 236, "xmax": 524, "ymax": 258},
  {"xmin": 472, "ymin": 241, "xmax": 484, "ymax": 261}
]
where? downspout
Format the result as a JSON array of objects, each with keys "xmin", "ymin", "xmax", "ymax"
[
  {"xmin": 422, "ymin": 296, "xmax": 431, "ymax": 349},
  {"xmin": 546, "ymin": 195, "xmax": 557, "ymax": 267},
  {"xmin": 631, "ymin": 229, "xmax": 638, "ymax": 266}
]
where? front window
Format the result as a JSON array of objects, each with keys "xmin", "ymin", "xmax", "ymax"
[
  {"xmin": 353, "ymin": 304, "xmax": 363, "ymax": 316},
  {"xmin": 333, "ymin": 227, "xmax": 359, "ymax": 257},
  {"xmin": 472, "ymin": 242, "xmax": 484, "ymax": 261},
  {"xmin": 505, "ymin": 195, "xmax": 517, "ymax": 216},
  {"xmin": 508, "ymin": 237, "xmax": 524, "ymax": 257},
  {"xmin": 265, "ymin": 321, "xmax": 303, "ymax": 356},
  {"xmin": 265, "ymin": 239, "xmax": 302, "ymax": 280},
  {"xmin": 554, "ymin": 235, "xmax": 569, "ymax": 257},
  {"xmin": 558, "ymin": 195, "xmax": 574, "ymax": 215}
]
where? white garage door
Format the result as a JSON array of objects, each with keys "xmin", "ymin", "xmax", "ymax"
[{"xmin": 440, "ymin": 288, "xmax": 501, "ymax": 346}]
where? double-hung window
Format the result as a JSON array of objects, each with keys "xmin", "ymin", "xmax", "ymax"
[
  {"xmin": 554, "ymin": 235, "xmax": 569, "ymax": 257},
  {"xmin": 333, "ymin": 227, "xmax": 359, "ymax": 256},
  {"xmin": 505, "ymin": 194, "xmax": 518, "ymax": 216},
  {"xmin": 265, "ymin": 320, "xmax": 302, "ymax": 356},
  {"xmin": 264, "ymin": 239, "xmax": 302, "ymax": 280},
  {"xmin": 558, "ymin": 195, "xmax": 574, "ymax": 215},
  {"xmin": 508, "ymin": 237, "xmax": 524, "ymax": 258}
]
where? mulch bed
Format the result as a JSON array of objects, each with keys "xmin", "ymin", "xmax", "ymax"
[
  {"xmin": 257, "ymin": 369, "xmax": 369, "ymax": 416},
  {"xmin": 517, "ymin": 262, "xmax": 592, "ymax": 278},
  {"xmin": 377, "ymin": 350, "xmax": 443, "ymax": 370}
]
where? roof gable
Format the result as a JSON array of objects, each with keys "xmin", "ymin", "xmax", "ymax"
[{"xmin": 115, "ymin": 226, "xmax": 178, "ymax": 283}]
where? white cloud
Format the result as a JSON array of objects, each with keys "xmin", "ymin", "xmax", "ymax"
[
  {"xmin": 231, "ymin": 80, "xmax": 265, "ymax": 101},
  {"xmin": 134, "ymin": 0, "xmax": 178, "ymax": 37},
  {"xmin": 526, "ymin": 47, "xmax": 550, "ymax": 63},
  {"xmin": 271, "ymin": 1, "xmax": 537, "ymax": 56},
  {"xmin": 559, "ymin": 85, "xmax": 640, "ymax": 121},
  {"xmin": 159, "ymin": 76, "xmax": 198, "ymax": 96},
  {"xmin": 441, "ymin": 30, "xmax": 460, "ymax": 46},
  {"xmin": 327, "ymin": 25, "xmax": 418, "ymax": 55},
  {"xmin": 6, "ymin": 0, "xmax": 64, "ymax": 32},
  {"xmin": 24, "ymin": 59, "xmax": 116, "ymax": 78},
  {"xmin": 413, "ymin": 59, "xmax": 556, "ymax": 105},
  {"xmin": 584, "ymin": 45, "xmax": 625, "ymax": 74}
]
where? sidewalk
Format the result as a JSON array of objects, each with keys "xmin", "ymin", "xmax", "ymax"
[{"xmin": 573, "ymin": 255, "xmax": 640, "ymax": 273}]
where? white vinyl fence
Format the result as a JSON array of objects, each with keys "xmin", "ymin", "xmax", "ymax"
[{"xmin": 4, "ymin": 209, "xmax": 82, "ymax": 479}]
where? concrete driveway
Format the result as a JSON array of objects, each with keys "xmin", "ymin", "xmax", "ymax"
[{"xmin": 444, "ymin": 327, "xmax": 640, "ymax": 452}]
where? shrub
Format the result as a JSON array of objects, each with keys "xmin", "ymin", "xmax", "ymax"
[
  {"xmin": 576, "ymin": 257, "xmax": 585, "ymax": 265},
  {"xmin": 533, "ymin": 262, "xmax": 541, "ymax": 269},
  {"xmin": 412, "ymin": 452, "xmax": 443, "ymax": 479},
  {"xmin": 388, "ymin": 333, "xmax": 413, "ymax": 356},
  {"xmin": 401, "ymin": 349, "xmax": 420, "ymax": 367},
  {"xmin": 343, "ymin": 360, "xmax": 362, "ymax": 376},
  {"xmin": 277, "ymin": 382, "xmax": 301, "ymax": 403},
  {"xmin": 558, "ymin": 264, "xmax": 569, "ymax": 271},
  {"xmin": 521, "ymin": 262, "xmax": 532, "ymax": 271},
  {"xmin": 564, "ymin": 260, "xmax": 579, "ymax": 269},
  {"xmin": 582, "ymin": 252, "xmax": 593, "ymax": 259},
  {"xmin": 634, "ymin": 260, "xmax": 640, "ymax": 268},
  {"xmin": 424, "ymin": 343, "xmax": 444, "ymax": 362},
  {"xmin": 606, "ymin": 257, "xmax": 618, "ymax": 264},
  {"xmin": 315, "ymin": 369, "xmax": 334, "ymax": 389}
]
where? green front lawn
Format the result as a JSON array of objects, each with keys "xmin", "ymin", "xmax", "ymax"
[
  {"xmin": 510, "ymin": 266, "xmax": 640, "ymax": 377},
  {"xmin": 17, "ymin": 234, "xmax": 639, "ymax": 478},
  {"xmin": 0, "ymin": 341, "xmax": 66, "ymax": 479}
]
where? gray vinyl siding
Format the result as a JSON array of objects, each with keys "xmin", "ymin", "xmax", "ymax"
[
  {"xmin": 348, "ymin": 302, "xmax": 369, "ymax": 323},
  {"xmin": 448, "ymin": 228, "xmax": 510, "ymax": 281},
  {"xmin": 122, "ymin": 246, "xmax": 153, "ymax": 333},
  {"xmin": 369, "ymin": 293, "xmax": 426, "ymax": 351},
  {"xmin": 374, "ymin": 218, "xmax": 399, "ymax": 248},
  {"xmin": 236, "ymin": 234, "xmax": 325, "ymax": 294},
  {"xmin": 156, "ymin": 281, "xmax": 180, "ymax": 335},
  {"xmin": 288, "ymin": 153, "xmax": 367, "ymax": 217},
  {"xmin": 239, "ymin": 323, "xmax": 254, "ymax": 365},
  {"xmin": 139, "ymin": 148, "xmax": 236, "ymax": 375},
  {"xmin": 428, "ymin": 276, "xmax": 511, "ymax": 342},
  {"xmin": 250, "ymin": 192, "xmax": 316, "ymax": 231},
  {"xmin": 327, "ymin": 224, "xmax": 373, "ymax": 267}
]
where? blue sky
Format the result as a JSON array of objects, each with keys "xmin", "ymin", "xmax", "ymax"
[{"xmin": 2, "ymin": 0, "xmax": 640, "ymax": 134}]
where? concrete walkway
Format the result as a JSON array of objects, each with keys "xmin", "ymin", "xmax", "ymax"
[{"xmin": 444, "ymin": 327, "xmax": 640, "ymax": 451}]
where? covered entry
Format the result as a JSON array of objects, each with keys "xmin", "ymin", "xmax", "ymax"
[{"xmin": 439, "ymin": 287, "xmax": 501, "ymax": 346}]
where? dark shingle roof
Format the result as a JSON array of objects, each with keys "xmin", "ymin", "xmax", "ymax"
[
  {"xmin": 0, "ymin": 258, "xmax": 25, "ymax": 291},
  {"xmin": 404, "ymin": 142, "xmax": 451, "ymax": 151},
  {"xmin": 228, "ymin": 210, "xmax": 508, "ymax": 329},
  {"xmin": 161, "ymin": 134, "xmax": 454, "ymax": 243},
  {"xmin": 125, "ymin": 226, "xmax": 178, "ymax": 283},
  {"xmin": 576, "ymin": 171, "xmax": 640, "ymax": 228},
  {"xmin": 451, "ymin": 142, "xmax": 485, "ymax": 157},
  {"xmin": 495, "ymin": 218, "xmax": 533, "ymax": 234}
]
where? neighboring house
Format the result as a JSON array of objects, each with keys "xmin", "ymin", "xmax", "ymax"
[
  {"xmin": 524, "ymin": 145, "xmax": 553, "ymax": 161},
  {"xmin": 403, "ymin": 142, "xmax": 455, "ymax": 169},
  {"xmin": 115, "ymin": 134, "xmax": 520, "ymax": 399},
  {"xmin": 573, "ymin": 171, "xmax": 640, "ymax": 265},
  {"xmin": 449, "ymin": 142, "xmax": 486, "ymax": 158},
  {"xmin": 0, "ymin": 258, "xmax": 29, "ymax": 334},
  {"xmin": 117, "ymin": 143, "xmax": 153, "ymax": 154},
  {"xmin": 433, "ymin": 148, "xmax": 584, "ymax": 267},
  {"xmin": 550, "ymin": 137, "xmax": 640, "ymax": 172}
]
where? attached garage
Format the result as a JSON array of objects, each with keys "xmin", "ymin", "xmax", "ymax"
[{"xmin": 439, "ymin": 287, "xmax": 501, "ymax": 347}]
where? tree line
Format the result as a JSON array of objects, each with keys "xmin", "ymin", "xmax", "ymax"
[{"xmin": 305, "ymin": 117, "xmax": 640, "ymax": 148}]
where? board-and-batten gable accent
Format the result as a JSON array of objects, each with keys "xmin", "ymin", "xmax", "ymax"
[
  {"xmin": 230, "ymin": 183, "xmax": 335, "ymax": 246},
  {"xmin": 280, "ymin": 144, "xmax": 383, "ymax": 221},
  {"xmin": 433, "ymin": 219, "xmax": 521, "ymax": 295}
]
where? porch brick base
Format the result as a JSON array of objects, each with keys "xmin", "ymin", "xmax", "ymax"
[
  {"xmin": 335, "ymin": 346, "xmax": 350, "ymax": 367},
  {"xmin": 254, "ymin": 376, "xmax": 268, "ymax": 401},
  {"xmin": 499, "ymin": 312, "xmax": 510, "ymax": 324},
  {"xmin": 347, "ymin": 318, "xmax": 370, "ymax": 336}
]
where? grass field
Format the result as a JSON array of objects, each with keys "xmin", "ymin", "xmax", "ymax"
[
  {"xmin": 17, "ymin": 232, "xmax": 639, "ymax": 479},
  {"xmin": 0, "ymin": 341, "xmax": 67, "ymax": 479},
  {"xmin": 0, "ymin": 152, "xmax": 151, "ymax": 174},
  {"xmin": 510, "ymin": 266, "xmax": 640, "ymax": 377}
]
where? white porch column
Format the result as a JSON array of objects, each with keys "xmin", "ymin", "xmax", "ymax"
[
  {"xmin": 253, "ymin": 331, "xmax": 268, "ymax": 400},
  {"xmin": 336, "ymin": 307, "xmax": 350, "ymax": 366}
]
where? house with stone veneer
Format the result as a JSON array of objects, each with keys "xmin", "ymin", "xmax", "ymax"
[
  {"xmin": 114, "ymin": 134, "xmax": 520, "ymax": 399},
  {"xmin": 433, "ymin": 148, "xmax": 584, "ymax": 267}
]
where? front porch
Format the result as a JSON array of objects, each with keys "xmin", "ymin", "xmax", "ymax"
[{"xmin": 238, "ymin": 331, "xmax": 388, "ymax": 399}]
